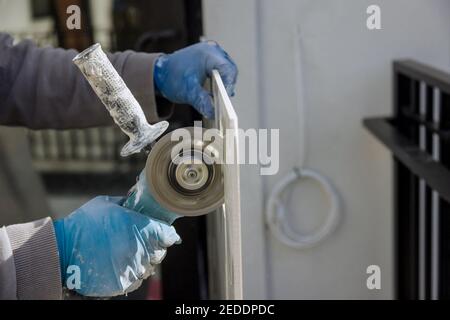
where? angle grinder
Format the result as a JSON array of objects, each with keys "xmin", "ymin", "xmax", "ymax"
[{"xmin": 73, "ymin": 44, "xmax": 224, "ymax": 223}]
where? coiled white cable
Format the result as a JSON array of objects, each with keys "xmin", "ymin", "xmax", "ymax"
[
  {"xmin": 265, "ymin": 25, "xmax": 341, "ymax": 249},
  {"xmin": 266, "ymin": 167, "xmax": 340, "ymax": 249}
]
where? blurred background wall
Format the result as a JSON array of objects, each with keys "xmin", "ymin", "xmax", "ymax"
[
  {"xmin": 0, "ymin": 1, "xmax": 114, "ymax": 220},
  {"xmin": 0, "ymin": 0, "xmax": 53, "ymax": 33},
  {"xmin": 203, "ymin": 0, "xmax": 450, "ymax": 299},
  {"xmin": 0, "ymin": 0, "xmax": 207, "ymax": 300}
]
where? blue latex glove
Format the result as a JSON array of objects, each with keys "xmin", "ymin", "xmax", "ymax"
[
  {"xmin": 123, "ymin": 170, "xmax": 180, "ymax": 225},
  {"xmin": 154, "ymin": 41, "xmax": 238, "ymax": 119},
  {"xmin": 53, "ymin": 196, "xmax": 181, "ymax": 297}
]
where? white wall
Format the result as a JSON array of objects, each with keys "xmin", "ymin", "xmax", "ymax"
[
  {"xmin": 203, "ymin": 0, "xmax": 450, "ymax": 299},
  {"xmin": 90, "ymin": 0, "xmax": 113, "ymax": 49}
]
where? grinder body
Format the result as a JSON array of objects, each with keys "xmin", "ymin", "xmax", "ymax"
[{"xmin": 123, "ymin": 127, "xmax": 224, "ymax": 223}]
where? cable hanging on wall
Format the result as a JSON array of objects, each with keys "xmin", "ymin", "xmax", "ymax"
[{"xmin": 265, "ymin": 25, "xmax": 341, "ymax": 249}]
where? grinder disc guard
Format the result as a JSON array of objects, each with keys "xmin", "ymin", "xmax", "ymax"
[{"xmin": 146, "ymin": 127, "xmax": 224, "ymax": 216}]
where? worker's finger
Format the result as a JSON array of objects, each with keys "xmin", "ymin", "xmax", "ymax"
[
  {"xmin": 130, "ymin": 228, "xmax": 163, "ymax": 275},
  {"xmin": 104, "ymin": 195, "xmax": 126, "ymax": 206},
  {"xmin": 187, "ymin": 79, "xmax": 215, "ymax": 119},
  {"xmin": 205, "ymin": 41, "xmax": 238, "ymax": 97},
  {"xmin": 155, "ymin": 222, "xmax": 182, "ymax": 248},
  {"xmin": 132, "ymin": 224, "xmax": 153, "ymax": 266},
  {"xmin": 150, "ymin": 248, "xmax": 167, "ymax": 265},
  {"xmin": 215, "ymin": 61, "xmax": 238, "ymax": 97},
  {"xmin": 141, "ymin": 219, "xmax": 181, "ymax": 250},
  {"xmin": 138, "ymin": 221, "xmax": 180, "ymax": 266}
]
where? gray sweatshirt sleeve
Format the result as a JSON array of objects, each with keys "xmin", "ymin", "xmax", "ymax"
[
  {"xmin": 0, "ymin": 218, "xmax": 62, "ymax": 300},
  {"xmin": 0, "ymin": 33, "xmax": 173, "ymax": 130}
]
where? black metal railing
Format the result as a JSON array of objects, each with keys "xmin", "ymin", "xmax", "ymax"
[{"xmin": 364, "ymin": 60, "xmax": 450, "ymax": 300}]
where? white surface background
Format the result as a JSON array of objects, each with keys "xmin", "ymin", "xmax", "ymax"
[{"xmin": 203, "ymin": 0, "xmax": 450, "ymax": 299}]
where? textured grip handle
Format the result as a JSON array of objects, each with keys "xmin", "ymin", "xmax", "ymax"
[{"xmin": 73, "ymin": 43, "xmax": 168, "ymax": 157}]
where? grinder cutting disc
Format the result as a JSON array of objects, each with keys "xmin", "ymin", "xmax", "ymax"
[{"xmin": 145, "ymin": 127, "xmax": 224, "ymax": 216}]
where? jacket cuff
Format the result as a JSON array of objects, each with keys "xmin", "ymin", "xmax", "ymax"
[
  {"xmin": 6, "ymin": 217, "xmax": 62, "ymax": 300},
  {"xmin": 0, "ymin": 226, "xmax": 16, "ymax": 299},
  {"xmin": 121, "ymin": 52, "xmax": 174, "ymax": 123}
]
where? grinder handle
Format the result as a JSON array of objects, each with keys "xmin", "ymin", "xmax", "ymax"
[{"xmin": 73, "ymin": 43, "xmax": 169, "ymax": 157}]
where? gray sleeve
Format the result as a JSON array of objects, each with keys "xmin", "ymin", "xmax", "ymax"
[
  {"xmin": 0, "ymin": 33, "xmax": 173, "ymax": 130},
  {"xmin": 0, "ymin": 218, "xmax": 62, "ymax": 300}
]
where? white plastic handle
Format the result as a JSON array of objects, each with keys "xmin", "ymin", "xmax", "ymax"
[{"xmin": 73, "ymin": 43, "xmax": 168, "ymax": 156}]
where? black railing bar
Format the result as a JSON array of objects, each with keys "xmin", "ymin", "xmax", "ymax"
[
  {"xmin": 418, "ymin": 80, "xmax": 426, "ymax": 300},
  {"xmin": 399, "ymin": 108, "xmax": 450, "ymax": 140},
  {"xmin": 394, "ymin": 60, "xmax": 450, "ymax": 95},
  {"xmin": 363, "ymin": 117, "xmax": 450, "ymax": 203},
  {"xmin": 431, "ymin": 87, "xmax": 441, "ymax": 300}
]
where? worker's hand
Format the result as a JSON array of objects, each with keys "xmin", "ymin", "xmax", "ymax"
[
  {"xmin": 154, "ymin": 41, "xmax": 238, "ymax": 118},
  {"xmin": 53, "ymin": 196, "xmax": 181, "ymax": 297},
  {"xmin": 123, "ymin": 170, "xmax": 180, "ymax": 225}
]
